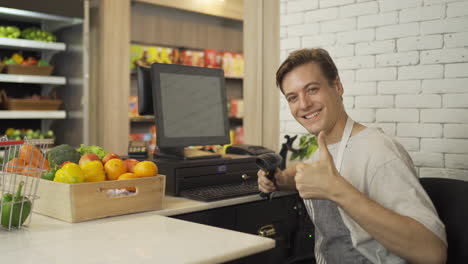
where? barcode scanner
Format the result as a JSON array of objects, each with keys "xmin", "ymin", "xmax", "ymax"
[{"xmin": 256, "ymin": 153, "xmax": 283, "ymax": 200}]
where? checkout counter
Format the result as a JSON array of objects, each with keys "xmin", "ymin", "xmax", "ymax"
[{"xmin": 0, "ymin": 191, "xmax": 313, "ymax": 264}]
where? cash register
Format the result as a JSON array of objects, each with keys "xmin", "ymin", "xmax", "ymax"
[{"xmin": 137, "ymin": 63, "xmax": 262, "ymax": 201}]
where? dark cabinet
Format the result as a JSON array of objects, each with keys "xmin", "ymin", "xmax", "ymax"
[{"xmin": 172, "ymin": 194, "xmax": 315, "ymax": 264}]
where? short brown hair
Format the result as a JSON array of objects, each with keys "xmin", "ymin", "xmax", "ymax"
[{"xmin": 276, "ymin": 48, "xmax": 339, "ymax": 94}]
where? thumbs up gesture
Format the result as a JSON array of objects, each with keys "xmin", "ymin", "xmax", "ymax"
[{"xmin": 295, "ymin": 131, "xmax": 342, "ymax": 200}]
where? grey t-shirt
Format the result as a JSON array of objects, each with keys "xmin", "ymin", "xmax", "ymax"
[{"xmin": 303, "ymin": 127, "xmax": 447, "ymax": 264}]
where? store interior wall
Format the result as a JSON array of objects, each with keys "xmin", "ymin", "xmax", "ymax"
[{"xmin": 279, "ymin": 0, "xmax": 468, "ymax": 180}]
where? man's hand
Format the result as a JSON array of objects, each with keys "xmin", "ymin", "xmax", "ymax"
[
  {"xmin": 295, "ymin": 131, "xmax": 343, "ymax": 199},
  {"xmin": 257, "ymin": 169, "xmax": 279, "ymax": 193}
]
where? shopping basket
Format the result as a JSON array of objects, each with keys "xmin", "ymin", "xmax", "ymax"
[{"xmin": 0, "ymin": 136, "xmax": 54, "ymax": 230}]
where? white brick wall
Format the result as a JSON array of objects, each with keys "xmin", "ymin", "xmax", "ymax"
[{"xmin": 280, "ymin": 0, "xmax": 468, "ymax": 180}]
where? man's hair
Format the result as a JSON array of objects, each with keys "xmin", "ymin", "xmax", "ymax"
[{"xmin": 276, "ymin": 48, "xmax": 339, "ymax": 94}]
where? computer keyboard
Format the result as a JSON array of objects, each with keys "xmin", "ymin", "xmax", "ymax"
[{"xmin": 180, "ymin": 181, "xmax": 260, "ymax": 202}]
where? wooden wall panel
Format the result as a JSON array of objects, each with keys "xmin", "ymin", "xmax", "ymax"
[
  {"xmin": 134, "ymin": 0, "xmax": 243, "ymax": 21},
  {"xmin": 131, "ymin": 3, "xmax": 242, "ymax": 52},
  {"xmin": 94, "ymin": 0, "xmax": 131, "ymax": 154},
  {"xmin": 243, "ymin": 0, "xmax": 280, "ymax": 151}
]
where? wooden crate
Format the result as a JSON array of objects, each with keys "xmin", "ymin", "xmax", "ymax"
[
  {"xmin": 6, "ymin": 98, "xmax": 63, "ymax": 110},
  {"xmin": 33, "ymin": 175, "xmax": 165, "ymax": 223},
  {"xmin": 6, "ymin": 65, "xmax": 54, "ymax": 76}
]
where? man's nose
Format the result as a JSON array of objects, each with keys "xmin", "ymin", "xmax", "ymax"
[{"xmin": 298, "ymin": 95, "xmax": 312, "ymax": 109}]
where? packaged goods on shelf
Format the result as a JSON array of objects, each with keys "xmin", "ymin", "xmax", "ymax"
[
  {"xmin": 180, "ymin": 49, "xmax": 205, "ymax": 67},
  {"xmin": 129, "ymin": 133, "xmax": 151, "ymax": 142},
  {"xmin": 222, "ymin": 52, "xmax": 244, "ymax": 78},
  {"xmin": 230, "ymin": 126, "xmax": 244, "ymax": 145},
  {"xmin": 129, "ymin": 96, "xmax": 139, "ymax": 117},
  {"xmin": 229, "ymin": 98, "xmax": 244, "ymax": 119},
  {"xmin": 130, "ymin": 44, "xmax": 180, "ymax": 70},
  {"xmin": 150, "ymin": 125, "xmax": 156, "ymax": 155},
  {"xmin": 204, "ymin": 49, "xmax": 222, "ymax": 68}
]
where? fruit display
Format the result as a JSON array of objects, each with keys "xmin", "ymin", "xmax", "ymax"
[
  {"xmin": 5, "ymin": 128, "xmax": 55, "ymax": 140},
  {"xmin": 20, "ymin": 27, "xmax": 56, "ymax": 42},
  {"xmin": 0, "ymin": 26, "xmax": 57, "ymax": 42},
  {"xmin": 38, "ymin": 144, "xmax": 158, "ymax": 190},
  {"xmin": 3, "ymin": 53, "xmax": 49, "ymax": 67},
  {"xmin": 0, "ymin": 26, "xmax": 20, "ymax": 38}
]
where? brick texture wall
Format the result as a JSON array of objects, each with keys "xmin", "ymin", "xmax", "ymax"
[{"xmin": 279, "ymin": 0, "xmax": 468, "ymax": 180}]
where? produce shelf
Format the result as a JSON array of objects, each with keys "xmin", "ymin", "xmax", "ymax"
[
  {"xmin": 0, "ymin": 74, "xmax": 66, "ymax": 85},
  {"xmin": 0, "ymin": 110, "xmax": 66, "ymax": 119},
  {"xmin": 0, "ymin": 37, "xmax": 66, "ymax": 51}
]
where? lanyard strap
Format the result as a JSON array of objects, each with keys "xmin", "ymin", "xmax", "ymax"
[{"xmin": 334, "ymin": 117, "xmax": 354, "ymax": 173}]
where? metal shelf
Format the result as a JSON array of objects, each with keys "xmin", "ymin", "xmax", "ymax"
[
  {"xmin": 0, "ymin": 37, "xmax": 66, "ymax": 51},
  {"xmin": 0, "ymin": 74, "xmax": 66, "ymax": 85},
  {"xmin": 0, "ymin": 110, "xmax": 66, "ymax": 119}
]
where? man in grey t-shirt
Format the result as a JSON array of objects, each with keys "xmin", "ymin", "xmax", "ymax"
[{"xmin": 258, "ymin": 48, "xmax": 447, "ymax": 264}]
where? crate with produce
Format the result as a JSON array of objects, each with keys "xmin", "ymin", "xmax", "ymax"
[
  {"xmin": 2, "ymin": 52, "xmax": 54, "ymax": 76},
  {"xmin": 0, "ymin": 89, "xmax": 63, "ymax": 111},
  {"xmin": 34, "ymin": 144, "xmax": 165, "ymax": 223}
]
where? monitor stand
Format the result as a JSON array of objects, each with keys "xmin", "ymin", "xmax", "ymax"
[{"xmin": 155, "ymin": 147, "xmax": 221, "ymax": 160}]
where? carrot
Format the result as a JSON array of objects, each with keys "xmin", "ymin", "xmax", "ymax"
[
  {"xmin": 5, "ymin": 157, "xmax": 26, "ymax": 173},
  {"xmin": 19, "ymin": 144, "xmax": 48, "ymax": 169},
  {"xmin": 21, "ymin": 165, "xmax": 42, "ymax": 178}
]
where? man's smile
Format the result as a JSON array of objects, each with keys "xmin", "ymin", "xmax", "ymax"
[{"xmin": 303, "ymin": 109, "xmax": 322, "ymax": 120}]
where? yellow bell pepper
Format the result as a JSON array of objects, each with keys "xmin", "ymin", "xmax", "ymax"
[
  {"xmin": 80, "ymin": 160, "xmax": 106, "ymax": 182},
  {"xmin": 54, "ymin": 163, "xmax": 84, "ymax": 184},
  {"xmin": 11, "ymin": 53, "xmax": 24, "ymax": 64}
]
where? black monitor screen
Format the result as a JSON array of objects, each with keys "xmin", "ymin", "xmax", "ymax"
[
  {"xmin": 151, "ymin": 63, "xmax": 230, "ymax": 149},
  {"xmin": 160, "ymin": 72, "xmax": 226, "ymax": 138}
]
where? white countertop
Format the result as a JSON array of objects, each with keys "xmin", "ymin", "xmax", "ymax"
[
  {"xmin": 0, "ymin": 192, "xmax": 300, "ymax": 264},
  {"xmin": 0, "ymin": 212, "xmax": 275, "ymax": 264}
]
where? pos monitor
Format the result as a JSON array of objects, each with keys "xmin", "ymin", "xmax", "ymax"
[{"xmin": 138, "ymin": 63, "xmax": 230, "ymax": 160}]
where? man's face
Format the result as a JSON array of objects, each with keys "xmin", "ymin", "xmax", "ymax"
[{"xmin": 282, "ymin": 62, "xmax": 344, "ymax": 136}]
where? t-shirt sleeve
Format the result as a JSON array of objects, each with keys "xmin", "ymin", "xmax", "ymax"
[{"xmin": 368, "ymin": 158, "xmax": 447, "ymax": 245}]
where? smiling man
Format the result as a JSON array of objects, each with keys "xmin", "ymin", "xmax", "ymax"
[{"xmin": 258, "ymin": 48, "xmax": 447, "ymax": 264}]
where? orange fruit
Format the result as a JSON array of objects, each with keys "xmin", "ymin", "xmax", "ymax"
[
  {"xmin": 104, "ymin": 159, "xmax": 127, "ymax": 180},
  {"xmin": 117, "ymin": 172, "xmax": 139, "ymax": 180},
  {"xmin": 117, "ymin": 172, "xmax": 139, "ymax": 192},
  {"xmin": 134, "ymin": 161, "xmax": 158, "ymax": 177}
]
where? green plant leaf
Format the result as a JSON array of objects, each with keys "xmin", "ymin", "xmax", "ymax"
[
  {"xmin": 290, "ymin": 152, "xmax": 299, "ymax": 161},
  {"xmin": 289, "ymin": 134, "xmax": 318, "ymax": 161}
]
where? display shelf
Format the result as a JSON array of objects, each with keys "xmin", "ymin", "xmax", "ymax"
[
  {"xmin": 130, "ymin": 116, "xmax": 155, "ymax": 123},
  {"xmin": 226, "ymin": 76, "xmax": 243, "ymax": 80},
  {"xmin": 0, "ymin": 74, "xmax": 66, "ymax": 85},
  {"xmin": 0, "ymin": 110, "xmax": 66, "ymax": 119},
  {"xmin": 0, "ymin": 37, "xmax": 66, "ymax": 51}
]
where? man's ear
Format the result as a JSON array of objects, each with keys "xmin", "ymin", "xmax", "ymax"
[{"xmin": 335, "ymin": 77, "xmax": 344, "ymax": 96}]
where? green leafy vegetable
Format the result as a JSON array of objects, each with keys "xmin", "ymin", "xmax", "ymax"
[
  {"xmin": 76, "ymin": 144, "xmax": 108, "ymax": 160},
  {"xmin": 47, "ymin": 144, "xmax": 81, "ymax": 167}
]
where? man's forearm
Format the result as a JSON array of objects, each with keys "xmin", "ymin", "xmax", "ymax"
[
  {"xmin": 331, "ymin": 177, "xmax": 446, "ymax": 264},
  {"xmin": 277, "ymin": 166, "xmax": 297, "ymax": 190}
]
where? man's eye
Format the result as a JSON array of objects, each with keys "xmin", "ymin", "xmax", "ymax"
[
  {"xmin": 287, "ymin": 96, "xmax": 297, "ymax": 103},
  {"xmin": 307, "ymin": 87, "xmax": 318, "ymax": 93}
]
